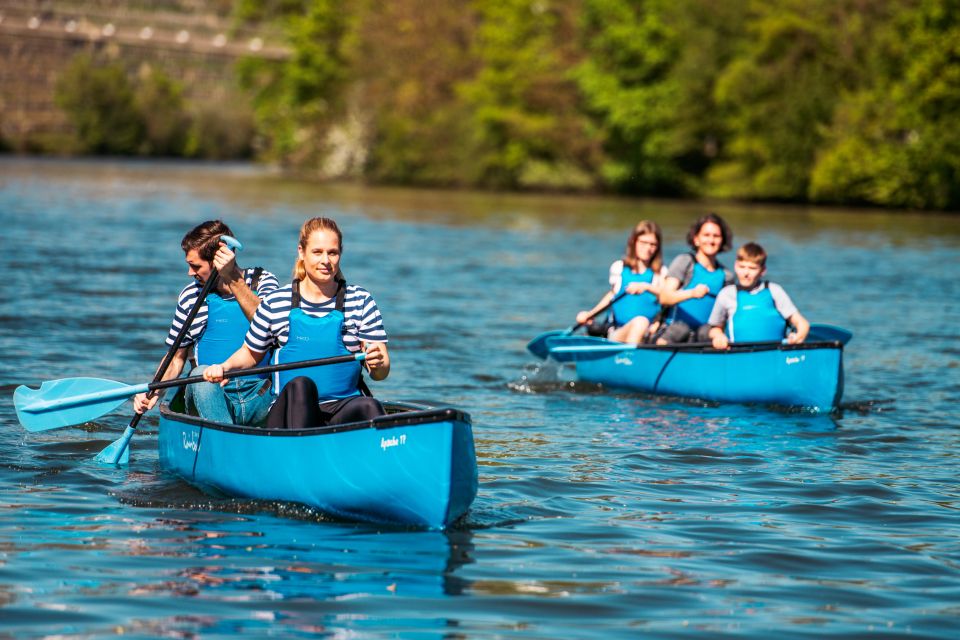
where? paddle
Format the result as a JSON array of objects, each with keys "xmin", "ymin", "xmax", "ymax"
[
  {"xmin": 527, "ymin": 290, "xmax": 630, "ymax": 359},
  {"xmin": 807, "ymin": 323, "xmax": 853, "ymax": 345},
  {"xmin": 15, "ymin": 352, "xmax": 367, "ymax": 432},
  {"xmin": 94, "ymin": 234, "xmax": 242, "ymax": 465}
]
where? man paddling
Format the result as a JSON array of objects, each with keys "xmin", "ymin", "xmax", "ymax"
[{"xmin": 134, "ymin": 220, "xmax": 279, "ymax": 424}]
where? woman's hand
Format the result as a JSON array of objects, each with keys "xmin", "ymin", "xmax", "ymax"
[
  {"xmin": 575, "ymin": 311, "xmax": 591, "ymax": 325},
  {"xmin": 133, "ymin": 392, "xmax": 159, "ymax": 414},
  {"xmin": 203, "ymin": 364, "xmax": 227, "ymax": 386},
  {"xmin": 691, "ymin": 283, "xmax": 710, "ymax": 299},
  {"xmin": 625, "ymin": 282, "xmax": 649, "ymax": 295},
  {"xmin": 364, "ymin": 342, "xmax": 390, "ymax": 381}
]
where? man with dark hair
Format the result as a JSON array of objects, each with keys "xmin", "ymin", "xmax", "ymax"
[{"xmin": 133, "ymin": 220, "xmax": 280, "ymax": 424}]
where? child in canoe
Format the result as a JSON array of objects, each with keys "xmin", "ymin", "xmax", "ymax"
[
  {"xmin": 707, "ymin": 242, "xmax": 810, "ymax": 349},
  {"xmin": 657, "ymin": 213, "xmax": 735, "ymax": 344},
  {"xmin": 575, "ymin": 220, "xmax": 665, "ymax": 345}
]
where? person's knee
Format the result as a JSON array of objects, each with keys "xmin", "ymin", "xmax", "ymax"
[{"xmin": 354, "ymin": 397, "xmax": 385, "ymax": 420}]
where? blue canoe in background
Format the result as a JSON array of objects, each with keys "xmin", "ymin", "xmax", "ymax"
[
  {"xmin": 159, "ymin": 391, "xmax": 478, "ymax": 529},
  {"xmin": 535, "ymin": 335, "xmax": 844, "ymax": 412}
]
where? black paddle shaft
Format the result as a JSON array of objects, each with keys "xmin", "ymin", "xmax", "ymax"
[
  {"xmin": 570, "ymin": 289, "xmax": 630, "ymax": 332},
  {"xmin": 128, "ymin": 268, "xmax": 223, "ymax": 428},
  {"xmin": 144, "ymin": 353, "xmax": 362, "ymax": 393}
]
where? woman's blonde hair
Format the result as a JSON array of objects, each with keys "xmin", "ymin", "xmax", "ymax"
[
  {"xmin": 293, "ymin": 217, "xmax": 343, "ymax": 281},
  {"xmin": 624, "ymin": 220, "xmax": 662, "ymax": 272}
]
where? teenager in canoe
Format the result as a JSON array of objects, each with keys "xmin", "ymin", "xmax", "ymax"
[
  {"xmin": 708, "ymin": 241, "xmax": 810, "ymax": 349},
  {"xmin": 656, "ymin": 213, "xmax": 735, "ymax": 344},
  {"xmin": 133, "ymin": 220, "xmax": 280, "ymax": 424},
  {"xmin": 203, "ymin": 217, "xmax": 390, "ymax": 427},
  {"xmin": 575, "ymin": 220, "xmax": 666, "ymax": 345}
]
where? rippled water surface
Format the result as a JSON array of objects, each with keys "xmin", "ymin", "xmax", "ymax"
[{"xmin": 1, "ymin": 158, "xmax": 959, "ymax": 638}]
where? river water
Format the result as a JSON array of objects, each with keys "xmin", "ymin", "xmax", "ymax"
[{"xmin": 1, "ymin": 158, "xmax": 958, "ymax": 638}]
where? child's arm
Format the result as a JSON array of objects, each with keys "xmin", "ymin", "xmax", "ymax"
[
  {"xmin": 709, "ymin": 325, "xmax": 729, "ymax": 350},
  {"xmin": 786, "ymin": 312, "xmax": 810, "ymax": 344},
  {"xmin": 576, "ymin": 290, "xmax": 615, "ymax": 325}
]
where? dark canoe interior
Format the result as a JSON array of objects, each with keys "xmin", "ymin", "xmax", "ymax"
[{"xmin": 160, "ymin": 389, "xmax": 471, "ymax": 437}]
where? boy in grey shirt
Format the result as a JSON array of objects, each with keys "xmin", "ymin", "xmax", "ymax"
[{"xmin": 707, "ymin": 242, "xmax": 810, "ymax": 349}]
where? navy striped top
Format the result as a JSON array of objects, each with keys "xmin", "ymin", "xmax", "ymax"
[{"xmin": 245, "ymin": 283, "xmax": 388, "ymax": 354}]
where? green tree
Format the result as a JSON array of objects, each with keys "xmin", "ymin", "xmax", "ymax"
[
  {"xmin": 810, "ymin": 0, "xmax": 960, "ymax": 209},
  {"xmin": 55, "ymin": 56, "xmax": 145, "ymax": 155},
  {"xmin": 709, "ymin": 0, "xmax": 896, "ymax": 201},
  {"xmin": 237, "ymin": 0, "xmax": 358, "ymax": 167},
  {"xmin": 458, "ymin": 0, "xmax": 597, "ymax": 190}
]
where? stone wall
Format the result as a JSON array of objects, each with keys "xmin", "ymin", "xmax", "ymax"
[{"xmin": 0, "ymin": 0, "xmax": 288, "ymax": 150}]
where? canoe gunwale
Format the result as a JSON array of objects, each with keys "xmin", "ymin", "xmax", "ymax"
[
  {"xmin": 629, "ymin": 339, "xmax": 843, "ymax": 355},
  {"xmin": 159, "ymin": 396, "xmax": 471, "ymax": 436}
]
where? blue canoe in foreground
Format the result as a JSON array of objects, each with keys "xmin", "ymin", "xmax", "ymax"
[
  {"xmin": 159, "ymin": 391, "xmax": 478, "ymax": 529},
  {"xmin": 534, "ymin": 335, "xmax": 844, "ymax": 412}
]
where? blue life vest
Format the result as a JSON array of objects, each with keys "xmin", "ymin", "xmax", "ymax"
[
  {"xmin": 272, "ymin": 279, "xmax": 361, "ymax": 401},
  {"xmin": 727, "ymin": 285, "xmax": 787, "ymax": 342},
  {"xmin": 670, "ymin": 257, "xmax": 726, "ymax": 329},
  {"xmin": 611, "ymin": 265, "xmax": 660, "ymax": 326},
  {"xmin": 195, "ymin": 294, "xmax": 252, "ymax": 366}
]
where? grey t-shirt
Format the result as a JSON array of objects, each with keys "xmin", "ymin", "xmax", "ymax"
[
  {"xmin": 708, "ymin": 281, "xmax": 799, "ymax": 328},
  {"xmin": 666, "ymin": 253, "xmax": 734, "ymax": 288}
]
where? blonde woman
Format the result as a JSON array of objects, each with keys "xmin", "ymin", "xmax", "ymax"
[{"xmin": 204, "ymin": 217, "xmax": 389, "ymax": 428}]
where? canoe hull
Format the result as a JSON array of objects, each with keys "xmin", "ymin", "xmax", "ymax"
[
  {"xmin": 547, "ymin": 336, "xmax": 843, "ymax": 411},
  {"xmin": 158, "ymin": 397, "xmax": 478, "ymax": 529}
]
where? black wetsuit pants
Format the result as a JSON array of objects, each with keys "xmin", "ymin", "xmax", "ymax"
[{"xmin": 265, "ymin": 376, "xmax": 385, "ymax": 429}]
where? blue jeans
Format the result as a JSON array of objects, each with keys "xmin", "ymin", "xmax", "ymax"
[{"xmin": 185, "ymin": 365, "xmax": 273, "ymax": 426}]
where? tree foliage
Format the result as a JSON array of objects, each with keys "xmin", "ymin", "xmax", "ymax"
[{"xmin": 54, "ymin": 0, "xmax": 960, "ymax": 209}]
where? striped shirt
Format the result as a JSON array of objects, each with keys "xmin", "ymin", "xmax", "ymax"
[
  {"xmin": 165, "ymin": 268, "xmax": 280, "ymax": 348},
  {"xmin": 245, "ymin": 284, "xmax": 388, "ymax": 354}
]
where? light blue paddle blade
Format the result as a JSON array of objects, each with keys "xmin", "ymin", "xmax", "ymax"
[
  {"xmin": 808, "ymin": 323, "xmax": 853, "ymax": 345},
  {"xmin": 548, "ymin": 343, "xmax": 637, "ymax": 362},
  {"xmin": 545, "ymin": 335, "xmax": 636, "ymax": 362},
  {"xmin": 14, "ymin": 378, "xmax": 140, "ymax": 432},
  {"xmin": 95, "ymin": 425, "xmax": 134, "ymax": 465},
  {"xmin": 527, "ymin": 329, "xmax": 571, "ymax": 359}
]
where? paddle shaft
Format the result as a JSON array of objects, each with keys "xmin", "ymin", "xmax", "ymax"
[
  {"xmin": 24, "ymin": 353, "xmax": 366, "ymax": 412},
  {"xmin": 569, "ymin": 289, "xmax": 630, "ymax": 333},
  {"xmin": 125, "ymin": 268, "xmax": 222, "ymax": 431}
]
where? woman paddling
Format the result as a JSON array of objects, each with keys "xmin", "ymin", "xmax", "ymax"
[
  {"xmin": 657, "ymin": 213, "xmax": 735, "ymax": 344},
  {"xmin": 203, "ymin": 217, "xmax": 389, "ymax": 427},
  {"xmin": 576, "ymin": 220, "xmax": 666, "ymax": 345}
]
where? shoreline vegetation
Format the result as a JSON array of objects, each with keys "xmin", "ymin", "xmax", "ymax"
[{"xmin": 3, "ymin": 0, "xmax": 958, "ymax": 211}]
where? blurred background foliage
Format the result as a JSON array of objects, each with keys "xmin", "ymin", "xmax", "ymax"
[{"xmin": 37, "ymin": 0, "xmax": 960, "ymax": 209}]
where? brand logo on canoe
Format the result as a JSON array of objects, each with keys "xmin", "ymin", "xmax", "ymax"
[
  {"xmin": 381, "ymin": 434, "xmax": 407, "ymax": 451},
  {"xmin": 785, "ymin": 355, "xmax": 806, "ymax": 365},
  {"xmin": 182, "ymin": 432, "xmax": 200, "ymax": 452},
  {"xmin": 614, "ymin": 354, "xmax": 633, "ymax": 365},
  {"xmin": 295, "ymin": 336, "xmax": 310, "ymax": 341}
]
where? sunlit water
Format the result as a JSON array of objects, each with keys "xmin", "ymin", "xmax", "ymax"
[{"xmin": 1, "ymin": 158, "xmax": 958, "ymax": 638}]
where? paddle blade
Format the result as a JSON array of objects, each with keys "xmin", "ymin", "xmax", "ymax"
[
  {"xmin": 545, "ymin": 335, "xmax": 636, "ymax": 362},
  {"xmin": 527, "ymin": 329, "xmax": 569, "ymax": 359},
  {"xmin": 96, "ymin": 425, "xmax": 135, "ymax": 466},
  {"xmin": 15, "ymin": 378, "xmax": 133, "ymax": 432},
  {"xmin": 808, "ymin": 324, "xmax": 853, "ymax": 345}
]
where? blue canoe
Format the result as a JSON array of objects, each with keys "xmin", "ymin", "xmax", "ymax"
[
  {"xmin": 536, "ymin": 335, "xmax": 844, "ymax": 411},
  {"xmin": 158, "ymin": 391, "xmax": 478, "ymax": 529}
]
